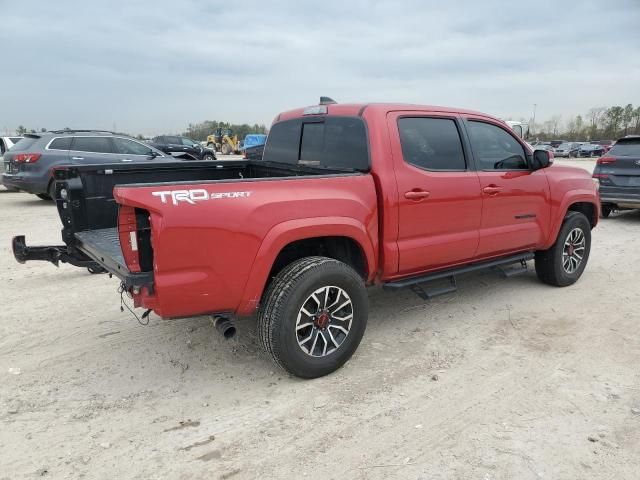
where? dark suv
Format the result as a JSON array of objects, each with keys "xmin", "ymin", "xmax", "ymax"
[
  {"xmin": 593, "ymin": 136, "xmax": 640, "ymax": 217},
  {"xmin": 2, "ymin": 130, "xmax": 174, "ymax": 200},
  {"xmin": 149, "ymin": 135, "xmax": 216, "ymax": 160}
]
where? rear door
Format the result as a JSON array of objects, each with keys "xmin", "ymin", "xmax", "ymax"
[
  {"xmin": 69, "ymin": 136, "xmax": 115, "ymax": 163},
  {"xmin": 463, "ymin": 117, "xmax": 551, "ymax": 257},
  {"xmin": 387, "ymin": 112, "xmax": 482, "ymax": 274}
]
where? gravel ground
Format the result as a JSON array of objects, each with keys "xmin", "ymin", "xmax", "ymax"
[{"xmin": 1, "ymin": 158, "xmax": 639, "ymax": 479}]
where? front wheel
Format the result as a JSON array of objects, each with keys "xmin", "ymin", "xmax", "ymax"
[
  {"xmin": 202, "ymin": 153, "xmax": 216, "ymax": 161},
  {"xmin": 535, "ymin": 211, "xmax": 591, "ymax": 287},
  {"xmin": 258, "ymin": 257, "xmax": 368, "ymax": 379}
]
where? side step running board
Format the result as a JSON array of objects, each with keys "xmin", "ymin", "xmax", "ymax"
[{"xmin": 383, "ymin": 253, "xmax": 534, "ymax": 299}]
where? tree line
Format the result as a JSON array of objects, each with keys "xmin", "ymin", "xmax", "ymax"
[
  {"xmin": 530, "ymin": 104, "xmax": 640, "ymax": 141},
  {"xmin": 13, "ymin": 121, "xmax": 268, "ymax": 141}
]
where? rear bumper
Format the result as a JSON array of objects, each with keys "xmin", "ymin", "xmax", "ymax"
[
  {"xmin": 599, "ymin": 188, "xmax": 640, "ymax": 208},
  {"xmin": 2, "ymin": 173, "xmax": 47, "ymax": 194}
]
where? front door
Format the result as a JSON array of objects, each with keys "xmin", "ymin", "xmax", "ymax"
[
  {"xmin": 463, "ymin": 118, "xmax": 551, "ymax": 257},
  {"xmin": 388, "ymin": 112, "xmax": 483, "ymax": 275}
]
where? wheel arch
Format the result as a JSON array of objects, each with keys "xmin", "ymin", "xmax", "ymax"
[
  {"xmin": 545, "ymin": 192, "xmax": 599, "ymax": 249},
  {"xmin": 236, "ymin": 217, "xmax": 377, "ymax": 315}
]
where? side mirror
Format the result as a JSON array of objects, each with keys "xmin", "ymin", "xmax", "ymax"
[{"xmin": 532, "ymin": 149, "xmax": 552, "ymax": 170}]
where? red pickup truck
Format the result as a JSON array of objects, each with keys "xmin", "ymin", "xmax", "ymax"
[{"xmin": 14, "ymin": 101, "xmax": 600, "ymax": 378}]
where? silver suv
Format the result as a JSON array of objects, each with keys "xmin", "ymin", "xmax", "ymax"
[{"xmin": 2, "ymin": 130, "xmax": 174, "ymax": 200}]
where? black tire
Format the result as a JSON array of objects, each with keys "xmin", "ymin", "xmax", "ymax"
[
  {"xmin": 535, "ymin": 211, "xmax": 591, "ymax": 287},
  {"xmin": 36, "ymin": 193, "xmax": 51, "ymax": 201},
  {"xmin": 258, "ymin": 257, "xmax": 368, "ymax": 379},
  {"xmin": 601, "ymin": 204, "xmax": 612, "ymax": 218},
  {"xmin": 203, "ymin": 153, "xmax": 215, "ymax": 161}
]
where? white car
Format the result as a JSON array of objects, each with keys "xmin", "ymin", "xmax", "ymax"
[{"xmin": 1, "ymin": 136, "xmax": 24, "ymax": 191}]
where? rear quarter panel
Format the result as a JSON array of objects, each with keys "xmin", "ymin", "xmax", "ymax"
[{"xmin": 114, "ymin": 174, "xmax": 378, "ymax": 318}]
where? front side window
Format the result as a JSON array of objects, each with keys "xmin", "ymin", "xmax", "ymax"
[
  {"xmin": 397, "ymin": 117, "xmax": 466, "ymax": 171},
  {"xmin": 165, "ymin": 136, "xmax": 181, "ymax": 144},
  {"xmin": 113, "ymin": 137, "xmax": 154, "ymax": 156},
  {"xmin": 467, "ymin": 121, "xmax": 528, "ymax": 170},
  {"xmin": 181, "ymin": 137, "xmax": 197, "ymax": 147},
  {"xmin": 72, "ymin": 136, "xmax": 113, "ymax": 154}
]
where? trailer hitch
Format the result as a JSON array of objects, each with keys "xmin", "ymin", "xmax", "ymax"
[{"xmin": 12, "ymin": 235, "xmax": 103, "ymax": 270}]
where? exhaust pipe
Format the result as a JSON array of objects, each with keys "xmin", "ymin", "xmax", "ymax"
[{"xmin": 211, "ymin": 315, "xmax": 236, "ymax": 339}]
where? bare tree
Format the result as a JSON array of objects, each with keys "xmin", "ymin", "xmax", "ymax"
[{"xmin": 622, "ymin": 104, "xmax": 634, "ymax": 135}]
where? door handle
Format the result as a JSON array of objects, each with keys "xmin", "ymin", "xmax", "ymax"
[
  {"xmin": 71, "ymin": 156, "xmax": 84, "ymax": 160},
  {"xmin": 121, "ymin": 159, "xmax": 133, "ymax": 162},
  {"xmin": 404, "ymin": 190, "xmax": 431, "ymax": 200},
  {"xmin": 483, "ymin": 185, "xmax": 502, "ymax": 195}
]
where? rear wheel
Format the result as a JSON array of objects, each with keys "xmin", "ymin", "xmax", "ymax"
[
  {"xmin": 258, "ymin": 257, "xmax": 368, "ymax": 378},
  {"xmin": 221, "ymin": 143, "xmax": 232, "ymax": 155},
  {"xmin": 535, "ymin": 211, "xmax": 591, "ymax": 287},
  {"xmin": 203, "ymin": 153, "xmax": 215, "ymax": 161},
  {"xmin": 601, "ymin": 204, "xmax": 613, "ymax": 218}
]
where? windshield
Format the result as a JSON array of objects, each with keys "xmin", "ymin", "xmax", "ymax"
[{"xmin": 608, "ymin": 142, "xmax": 640, "ymax": 156}]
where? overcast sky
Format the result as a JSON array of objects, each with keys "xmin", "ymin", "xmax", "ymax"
[{"xmin": 2, "ymin": 0, "xmax": 639, "ymax": 135}]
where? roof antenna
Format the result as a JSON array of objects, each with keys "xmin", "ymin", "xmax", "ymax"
[{"xmin": 319, "ymin": 96, "xmax": 337, "ymax": 105}]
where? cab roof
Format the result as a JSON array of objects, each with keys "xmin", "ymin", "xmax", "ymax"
[{"xmin": 275, "ymin": 102, "xmax": 499, "ymax": 124}]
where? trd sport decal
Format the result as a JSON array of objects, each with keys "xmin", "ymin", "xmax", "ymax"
[{"xmin": 151, "ymin": 189, "xmax": 252, "ymax": 205}]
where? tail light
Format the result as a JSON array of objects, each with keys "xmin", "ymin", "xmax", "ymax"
[
  {"xmin": 597, "ymin": 157, "xmax": 616, "ymax": 165},
  {"xmin": 13, "ymin": 153, "xmax": 42, "ymax": 163},
  {"xmin": 118, "ymin": 206, "xmax": 141, "ymax": 273},
  {"xmin": 592, "ymin": 173, "xmax": 609, "ymax": 179}
]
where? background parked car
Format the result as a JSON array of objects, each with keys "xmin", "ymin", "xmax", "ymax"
[
  {"xmin": 2, "ymin": 130, "xmax": 174, "ymax": 200},
  {"xmin": 554, "ymin": 142, "xmax": 581, "ymax": 157},
  {"xmin": 549, "ymin": 140, "xmax": 567, "ymax": 148},
  {"xmin": 241, "ymin": 134, "xmax": 267, "ymax": 161},
  {"xmin": 592, "ymin": 139, "xmax": 615, "ymax": 153},
  {"xmin": 580, "ymin": 143, "xmax": 606, "ymax": 157},
  {"xmin": 593, "ymin": 135, "xmax": 640, "ymax": 217},
  {"xmin": 533, "ymin": 144, "xmax": 554, "ymax": 152},
  {"xmin": 149, "ymin": 135, "xmax": 216, "ymax": 160},
  {"xmin": 1, "ymin": 136, "xmax": 23, "ymax": 156},
  {"xmin": 1, "ymin": 136, "xmax": 24, "ymax": 191}
]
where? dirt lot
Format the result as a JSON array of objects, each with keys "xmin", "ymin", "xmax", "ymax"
[{"xmin": 1, "ymin": 158, "xmax": 639, "ymax": 479}]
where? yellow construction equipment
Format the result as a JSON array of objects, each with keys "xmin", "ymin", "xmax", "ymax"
[{"xmin": 206, "ymin": 128, "xmax": 241, "ymax": 155}]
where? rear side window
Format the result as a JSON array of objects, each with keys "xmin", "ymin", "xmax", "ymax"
[
  {"xmin": 263, "ymin": 117, "xmax": 369, "ymax": 171},
  {"xmin": 467, "ymin": 121, "xmax": 528, "ymax": 170},
  {"xmin": 72, "ymin": 136, "xmax": 113, "ymax": 154},
  {"xmin": 113, "ymin": 137, "xmax": 154, "ymax": 155},
  {"xmin": 608, "ymin": 142, "xmax": 640, "ymax": 156},
  {"xmin": 9, "ymin": 137, "xmax": 38, "ymax": 151},
  {"xmin": 397, "ymin": 117, "xmax": 466, "ymax": 170},
  {"xmin": 48, "ymin": 137, "xmax": 72, "ymax": 150}
]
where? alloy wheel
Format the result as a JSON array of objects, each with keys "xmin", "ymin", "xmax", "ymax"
[{"xmin": 295, "ymin": 286, "xmax": 353, "ymax": 357}]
